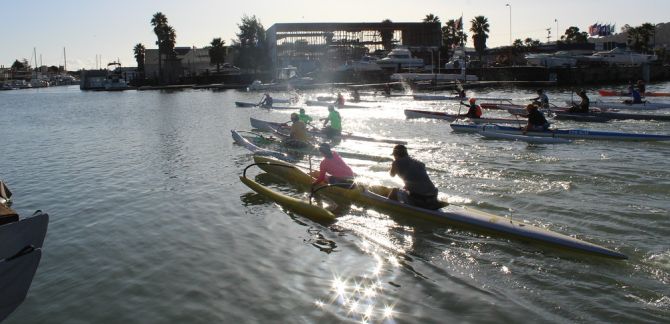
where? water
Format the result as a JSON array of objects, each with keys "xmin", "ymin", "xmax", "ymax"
[{"xmin": 1, "ymin": 85, "xmax": 669, "ymax": 323}]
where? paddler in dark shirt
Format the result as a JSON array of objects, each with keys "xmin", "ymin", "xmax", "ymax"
[
  {"xmin": 388, "ymin": 145, "xmax": 442, "ymax": 210},
  {"xmin": 523, "ymin": 104, "xmax": 550, "ymax": 133},
  {"xmin": 568, "ymin": 90, "xmax": 590, "ymax": 113},
  {"xmin": 459, "ymin": 98, "xmax": 482, "ymax": 118}
]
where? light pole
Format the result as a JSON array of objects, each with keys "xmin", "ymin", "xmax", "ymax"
[
  {"xmin": 506, "ymin": 4, "xmax": 512, "ymax": 45},
  {"xmin": 555, "ymin": 19, "xmax": 559, "ymax": 43}
]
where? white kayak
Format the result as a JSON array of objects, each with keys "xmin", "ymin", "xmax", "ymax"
[{"xmin": 566, "ymin": 100, "xmax": 670, "ymax": 110}]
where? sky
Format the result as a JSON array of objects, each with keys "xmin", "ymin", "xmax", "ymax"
[{"xmin": 2, "ymin": 0, "xmax": 669, "ymax": 70}]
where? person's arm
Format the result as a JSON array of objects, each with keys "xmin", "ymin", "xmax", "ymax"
[
  {"xmin": 389, "ymin": 161, "xmax": 398, "ymax": 177},
  {"xmin": 313, "ymin": 160, "xmax": 327, "ymax": 184}
]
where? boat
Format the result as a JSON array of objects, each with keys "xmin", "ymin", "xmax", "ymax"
[
  {"xmin": 404, "ymin": 109, "xmax": 523, "ymax": 124},
  {"xmin": 1, "ymin": 183, "xmax": 49, "ymax": 322},
  {"xmin": 478, "ymin": 125, "xmax": 572, "ymax": 144},
  {"xmin": 413, "ymin": 95, "xmax": 511, "ymax": 101},
  {"xmin": 525, "ymin": 52, "xmax": 578, "ymax": 68},
  {"xmin": 234, "ymin": 101, "xmax": 299, "ymax": 110},
  {"xmin": 586, "ymin": 100, "xmax": 670, "ymax": 111},
  {"xmin": 252, "ymin": 155, "xmax": 627, "ymax": 259},
  {"xmin": 334, "ymin": 55, "xmax": 382, "ymax": 72},
  {"xmin": 239, "ymin": 174, "xmax": 336, "ymax": 222},
  {"xmin": 231, "ymin": 130, "xmax": 296, "ymax": 162},
  {"xmin": 554, "ymin": 111, "xmax": 670, "ymax": 122},
  {"xmin": 391, "ymin": 72, "xmax": 478, "ymax": 82},
  {"xmin": 248, "ymin": 66, "xmax": 315, "ymax": 91},
  {"xmin": 450, "ymin": 123, "xmax": 670, "ymax": 141},
  {"xmin": 249, "ymin": 117, "xmax": 407, "ymax": 145},
  {"xmin": 304, "ymin": 100, "xmax": 368, "ymax": 109},
  {"xmin": 375, "ymin": 47, "xmax": 425, "ymax": 70},
  {"xmin": 590, "ymin": 47, "xmax": 657, "ymax": 66},
  {"xmin": 598, "ymin": 89, "xmax": 670, "ymax": 97}
]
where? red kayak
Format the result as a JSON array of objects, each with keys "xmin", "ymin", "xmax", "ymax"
[{"xmin": 598, "ymin": 89, "xmax": 670, "ymax": 97}]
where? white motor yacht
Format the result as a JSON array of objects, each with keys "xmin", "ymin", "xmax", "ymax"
[
  {"xmin": 376, "ymin": 47, "xmax": 425, "ymax": 70},
  {"xmin": 590, "ymin": 48, "xmax": 657, "ymax": 66}
]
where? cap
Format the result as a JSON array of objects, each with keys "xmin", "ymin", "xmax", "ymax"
[
  {"xmin": 392, "ymin": 144, "xmax": 408, "ymax": 157},
  {"xmin": 469, "ymin": 98, "xmax": 476, "ymax": 104},
  {"xmin": 290, "ymin": 113, "xmax": 299, "ymax": 120},
  {"xmin": 319, "ymin": 143, "xmax": 331, "ymax": 154},
  {"xmin": 299, "ymin": 108, "xmax": 305, "ymax": 113}
]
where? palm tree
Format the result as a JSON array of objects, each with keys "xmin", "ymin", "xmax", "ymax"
[
  {"xmin": 423, "ymin": 14, "xmax": 440, "ymax": 23},
  {"xmin": 151, "ymin": 12, "xmax": 168, "ymax": 82},
  {"xmin": 133, "ymin": 43, "xmax": 145, "ymax": 74},
  {"xmin": 209, "ymin": 38, "xmax": 226, "ymax": 73},
  {"xmin": 379, "ymin": 19, "xmax": 394, "ymax": 50},
  {"xmin": 470, "ymin": 16, "xmax": 490, "ymax": 61}
]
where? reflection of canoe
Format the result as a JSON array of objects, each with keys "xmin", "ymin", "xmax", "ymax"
[
  {"xmin": 554, "ymin": 111, "xmax": 670, "ymax": 122},
  {"xmin": 404, "ymin": 109, "xmax": 523, "ymax": 124},
  {"xmin": 414, "ymin": 95, "xmax": 511, "ymax": 101},
  {"xmin": 450, "ymin": 123, "xmax": 670, "ymax": 141},
  {"xmin": 254, "ymin": 155, "xmax": 627, "ymax": 259},
  {"xmin": 599, "ymin": 89, "xmax": 670, "ymax": 97}
]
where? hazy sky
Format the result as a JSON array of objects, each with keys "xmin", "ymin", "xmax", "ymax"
[{"xmin": 2, "ymin": 0, "xmax": 668, "ymax": 70}]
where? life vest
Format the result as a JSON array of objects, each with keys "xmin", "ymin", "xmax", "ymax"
[{"xmin": 474, "ymin": 105, "xmax": 482, "ymax": 118}]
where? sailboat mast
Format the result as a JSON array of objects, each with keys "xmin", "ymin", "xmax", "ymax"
[{"xmin": 64, "ymin": 47, "xmax": 67, "ymax": 72}]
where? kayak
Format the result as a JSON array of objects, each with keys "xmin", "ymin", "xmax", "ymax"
[
  {"xmin": 567, "ymin": 100, "xmax": 670, "ymax": 110},
  {"xmin": 253, "ymin": 156, "xmax": 627, "ymax": 259},
  {"xmin": 231, "ymin": 130, "xmax": 296, "ymax": 162},
  {"xmin": 305, "ymin": 100, "xmax": 368, "ymax": 109},
  {"xmin": 316, "ymin": 96, "xmax": 376, "ymax": 103},
  {"xmin": 478, "ymin": 125, "xmax": 572, "ymax": 144},
  {"xmin": 450, "ymin": 123, "xmax": 670, "ymax": 141},
  {"xmin": 0, "ymin": 211, "xmax": 49, "ymax": 321},
  {"xmin": 413, "ymin": 95, "xmax": 512, "ymax": 101},
  {"xmin": 249, "ymin": 117, "xmax": 407, "ymax": 145},
  {"xmin": 239, "ymin": 175, "xmax": 336, "ymax": 222},
  {"xmin": 554, "ymin": 111, "xmax": 670, "ymax": 122},
  {"xmin": 404, "ymin": 109, "xmax": 523, "ymax": 124},
  {"xmin": 599, "ymin": 89, "xmax": 670, "ymax": 97},
  {"xmin": 234, "ymin": 101, "xmax": 299, "ymax": 110}
]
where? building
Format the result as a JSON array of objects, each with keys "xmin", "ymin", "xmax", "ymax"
[
  {"xmin": 266, "ymin": 22, "xmax": 442, "ymax": 73},
  {"xmin": 144, "ymin": 46, "xmax": 234, "ymax": 81}
]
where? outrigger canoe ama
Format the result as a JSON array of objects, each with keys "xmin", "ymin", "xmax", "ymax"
[{"xmin": 252, "ymin": 155, "xmax": 628, "ymax": 259}]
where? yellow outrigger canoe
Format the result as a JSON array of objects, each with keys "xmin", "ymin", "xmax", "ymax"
[{"xmin": 252, "ymin": 155, "xmax": 627, "ymax": 259}]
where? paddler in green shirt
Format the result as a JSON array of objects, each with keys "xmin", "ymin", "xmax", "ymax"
[
  {"xmin": 298, "ymin": 108, "xmax": 313, "ymax": 125},
  {"xmin": 321, "ymin": 105, "xmax": 342, "ymax": 137}
]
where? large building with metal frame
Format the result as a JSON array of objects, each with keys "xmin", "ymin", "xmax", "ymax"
[{"xmin": 266, "ymin": 22, "xmax": 442, "ymax": 73}]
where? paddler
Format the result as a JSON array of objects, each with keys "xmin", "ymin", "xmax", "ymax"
[
  {"xmin": 321, "ymin": 105, "xmax": 342, "ymax": 138},
  {"xmin": 459, "ymin": 98, "xmax": 482, "ymax": 118},
  {"xmin": 624, "ymin": 84, "xmax": 643, "ymax": 104},
  {"xmin": 298, "ymin": 108, "xmax": 313, "ymax": 125},
  {"xmin": 259, "ymin": 93, "xmax": 273, "ymax": 108},
  {"xmin": 334, "ymin": 92, "xmax": 345, "ymax": 107},
  {"xmin": 286, "ymin": 113, "xmax": 310, "ymax": 148},
  {"xmin": 388, "ymin": 145, "xmax": 442, "ymax": 210},
  {"xmin": 522, "ymin": 104, "xmax": 550, "ymax": 133},
  {"xmin": 531, "ymin": 89, "xmax": 549, "ymax": 108},
  {"xmin": 568, "ymin": 90, "xmax": 590, "ymax": 113},
  {"xmin": 312, "ymin": 143, "xmax": 355, "ymax": 186}
]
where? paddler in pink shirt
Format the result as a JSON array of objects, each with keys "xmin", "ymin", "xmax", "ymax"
[{"xmin": 312, "ymin": 143, "xmax": 354, "ymax": 186}]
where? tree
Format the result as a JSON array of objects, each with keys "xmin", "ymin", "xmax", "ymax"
[
  {"xmin": 151, "ymin": 12, "xmax": 168, "ymax": 81},
  {"xmin": 512, "ymin": 39, "xmax": 524, "ymax": 48},
  {"xmin": 11, "ymin": 59, "xmax": 28, "ymax": 70},
  {"xmin": 442, "ymin": 19, "xmax": 467, "ymax": 50},
  {"xmin": 561, "ymin": 26, "xmax": 588, "ymax": 43},
  {"xmin": 233, "ymin": 15, "xmax": 269, "ymax": 72},
  {"xmin": 627, "ymin": 23, "xmax": 655, "ymax": 53},
  {"xmin": 423, "ymin": 14, "xmax": 440, "ymax": 23},
  {"xmin": 209, "ymin": 38, "xmax": 226, "ymax": 73},
  {"xmin": 379, "ymin": 19, "xmax": 394, "ymax": 50},
  {"xmin": 133, "ymin": 43, "xmax": 146, "ymax": 73},
  {"xmin": 470, "ymin": 16, "xmax": 490, "ymax": 61},
  {"xmin": 524, "ymin": 38, "xmax": 541, "ymax": 48}
]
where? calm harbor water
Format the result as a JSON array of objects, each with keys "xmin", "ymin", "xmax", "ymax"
[{"xmin": 1, "ymin": 84, "xmax": 669, "ymax": 323}]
